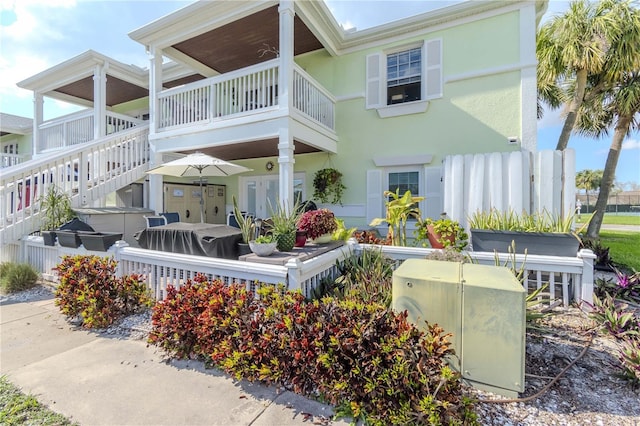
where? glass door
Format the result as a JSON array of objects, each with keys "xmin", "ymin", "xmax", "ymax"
[{"xmin": 240, "ymin": 173, "xmax": 305, "ymax": 219}]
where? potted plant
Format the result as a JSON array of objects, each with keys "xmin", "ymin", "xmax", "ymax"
[
  {"xmin": 78, "ymin": 231, "xmax": 123, "ymax": 251},
  {"xmin": 297, "ymin": 209, "xmax": 338, "ymax": 244},
  {"xmin": 268, "ymin": 199, "xmax": 302, "ymax": 252},
  {"xmin": 249, "ymin": 234, "xmax": 277, "ymax": 257},
  {"xmin": 415, "ymin": 213, "xmax": 468, "ymax": 251},
  {"xmin": 38, "ymin": 185, "xmax": 76, "ymax": 246},
  {"xmin": 313, "ymin": 168, "xmax": 346, "ymax": 205},
  {"xmin": 370, "ymin": 189, "xmax": 423, "ymax": 246},
  {"xmin": 232, "ymin": 195, "xmax": 254, "ymax": 256},
  {"xmin": 468, "ymin": 208, "xmax": 582, "ymax": 256}
]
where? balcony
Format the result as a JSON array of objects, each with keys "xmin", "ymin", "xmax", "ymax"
[
  {"xmin": 37, "ymin": 110, "xmax": 144, "ymax": 154},
  {"xmin": 156, "ymin": 59, "xmax": 335, "ymax": 134}
]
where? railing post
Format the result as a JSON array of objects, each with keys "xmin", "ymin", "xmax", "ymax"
[
  {"xmin": 577, "ymin": 249, "xmax": 596, "ymax": 306},
  {"xmin": 109, "ymin": 240, "xmax": 129, "ymax": 278},
  {"xmin": 286, "ymin": 257, "xmax": 303, "ymax": 294}
]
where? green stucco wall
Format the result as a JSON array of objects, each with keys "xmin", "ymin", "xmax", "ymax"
[{"xmin": 292, "ymin": 9, "xmax": 524, "ymax": 217}]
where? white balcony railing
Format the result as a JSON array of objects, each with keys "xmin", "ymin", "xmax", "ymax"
[
  {"xmin": 37, "ymin": 110, "xmax": 144, "ymax": 154},
  {"xmin": 1, "ymin": 153, "xmax": 25, "ymax": 168},
  {"xmin": 157, "ymin": 59, "xmax": 336, "ymax": 132}
]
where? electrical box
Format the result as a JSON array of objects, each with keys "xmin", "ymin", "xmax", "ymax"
[{"xmin": 392, "ymin": 259, "xmax": 525, "ymax": 398}]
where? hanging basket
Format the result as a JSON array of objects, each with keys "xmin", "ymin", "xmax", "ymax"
[{"xmin": 313, "ymin": 168, "xmax": 346, "ymax": 205}]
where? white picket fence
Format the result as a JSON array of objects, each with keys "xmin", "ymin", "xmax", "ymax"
[
  {"xmin": 3, "ymin": 237, "xmax": 595, "ymax": 306},
  {"xmin": 444, "ymin": 149, "xmax": 576, "ymax": 228}
]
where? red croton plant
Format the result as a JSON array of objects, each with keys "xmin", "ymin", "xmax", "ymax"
[{"xmin": 296, "ymin": 208, "xmax": 337, "ymax": 240}]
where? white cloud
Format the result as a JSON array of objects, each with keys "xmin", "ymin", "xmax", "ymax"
[
  {"xmin": 622, "ymin": 139, "xmax": 640, "ymax": 151},
  {"xmin": 0, "ymin": 54, "xmax": 49, "ymax": 97}
]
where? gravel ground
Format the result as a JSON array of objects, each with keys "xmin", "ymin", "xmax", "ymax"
[{"xmin": 3, "ymin": 282, "xmax": 639, "ymax": 425}]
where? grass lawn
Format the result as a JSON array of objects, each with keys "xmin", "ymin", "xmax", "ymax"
[
  {"xmin": 598, "ymin": 230, "xmax": 640, "ymax": 272},
  {"xmin": 576, "ymin": 214, "xmax": 640, "ymax": 226},
  {"xmin": 0, "ymin": 376, "xmax": 75, "ymax": 426}
]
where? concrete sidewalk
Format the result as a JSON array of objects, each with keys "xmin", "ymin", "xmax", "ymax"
[{"xmin": 0, "ymin": 294, "xmax": 347, "ymax": 426}]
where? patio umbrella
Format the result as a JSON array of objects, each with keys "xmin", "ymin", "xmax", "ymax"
[{"xmin": 147, "ymin": 152, "xmax": 252, "ymax": 223}]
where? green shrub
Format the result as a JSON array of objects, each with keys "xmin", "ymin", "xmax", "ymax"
[
  {"xmin": 618, "ymin": 336, "xmax": 640, "ymax": 385},
  {"xmin": 0, "ymin": 262, "xmax": 40, "ymax": 294},
  {"xmin": 148, "ymin": 279, "xmax": 477, "ymax": 425},
  {"xmin": 54, "ymin": 255, "xmax": 152, "ymax": 328},
  {"xmin": 334, "ymin": 248, "xmax": 395, "ymax": 306}
]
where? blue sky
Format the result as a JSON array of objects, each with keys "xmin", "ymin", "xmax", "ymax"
[{"xmin": 0, "ymin": 0, "xmax": 638, "ymax": 186}]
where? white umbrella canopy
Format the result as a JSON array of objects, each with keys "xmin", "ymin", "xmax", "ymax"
[{"xmin": 147, "ymin": 152, "xmax": 252, "ymax": 223}]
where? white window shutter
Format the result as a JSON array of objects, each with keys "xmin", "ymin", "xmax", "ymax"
[
  {"xmin": 424, "ymin": 166, "xmax": 443, "ymax": 220},
  {"xmin": 366, "ymin": 169, "xmax": 383, "ymax": 224},
  {"xmin": 365, "ymin": 53, "xmax": 383, "ymax": 109},
  {"xmin": 424, "ymin": 39, "xmax": 443, "ymax": 100}
]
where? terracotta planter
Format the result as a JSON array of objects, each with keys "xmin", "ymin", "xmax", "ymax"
[{"xmin": 426, "ymin": 225, "xmax": 455, "ymax": 249}]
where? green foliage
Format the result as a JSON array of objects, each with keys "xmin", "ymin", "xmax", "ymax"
[
  {"xmin": 332, "ymin": 218, "xmax": 356, "ymax": 242},
  {"xmin": 148, "ymin": 279, "xmax": 476, "ymax": 425},
  {"xmin": 370, "ymin": 189, "xmax": 423, "ymax": 246},
  {"xmin": 599, "ymin": 230, "xmax": 640, "ymax": 272},
  {"xmin": 0, "ymin": 376, "xmax": 76, "ymax": 425},
  {"xmin": 232, "ymin": 195, "xmax": 254, "ymax": 244},
  {"xmin": 254, "ymin": 234, "xmax": 273, "ymax": 244},
  {"xmin": 354, "ymin": 229, "xmax": 390, "ymax": 245},
  {"xmin": 335, "ymin": 248, "xmax": 395, "ymax": 307},
  {"xmin": 54, "ymin": 255, "xmax": 152, "ymax": 328},
  {"xmin": 468, "ymin": 208, "xmax": 579, "ymax": 233},
  {"xmin": 581, "ymin": 238, "xmax": 612, "ymax": 269},
  {"xmin": 415, "ymin": 215, "xmax": 468, "ymax": 251},
  {"xmin": 0, "ymin": 262, "xmax": 39, "ymax": 294},
  {"xmin": 595, "ymin": 270, "xmax": 640, "ymax": 305},
  {"xmin": 313, "ymin": 168, "xmax": 346, "ymax": 205},
  {"xmin": 39, "ymin": 185, "xmax": 75, "ymax": 231},
  {"xmin": 618, "ymin": 336, "xmax": 640, "ymax": 385},
  {"xmin": 590, "ymin": 294, "xmax": 639, "ymax": 339}
]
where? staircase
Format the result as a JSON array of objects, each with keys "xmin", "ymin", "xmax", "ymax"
[{"xmin": 0, "ymin": 125, "xmax": 150, "ymax": 245}]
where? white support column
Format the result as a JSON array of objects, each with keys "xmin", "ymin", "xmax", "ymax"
[
  {"xmin": 148, "ymin": 46, "xmax": 163, "ymax": 136},
  {"xmin": 278, "ymin": 126, "xmax": 295, "ymax": 211},
  {"xmin": 148, "ymin": 143, "xmax": 164, "ymax": 214},
  {"xmin": 278, "ymin": 0, "xmax": 295, "ymax": 112},
  {"xmin": 93, "ymin": 64, "xmax": 107, "ymax": 139},
  {"xmin": 33, "ymin": 93, "xmax": 43, "ymax": 156},
  {"xmin": 520, "ymin": 3, "xmax": 537, "ymax": 152},
  {"xmin": 577, "ymin": 249, "xmax": 596, "ymax": 307}
]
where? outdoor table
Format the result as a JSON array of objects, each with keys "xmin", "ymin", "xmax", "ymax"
[{"xmin": 134, "ymin": 222, "xmax": 242, "ymax": 259}]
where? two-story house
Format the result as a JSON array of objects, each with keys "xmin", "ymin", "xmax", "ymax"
[{"xmin": 3, "ymin": 0, "xmax": 547, "ymax": 243}]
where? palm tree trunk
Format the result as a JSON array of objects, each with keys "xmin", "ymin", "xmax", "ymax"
[
  {"xmin": 586, "ymin": 114, "xmax": 632, "ymax": 239},
  {"xmin": 556, "ymin": 68, "xmax": 588, "ymax": 151}
]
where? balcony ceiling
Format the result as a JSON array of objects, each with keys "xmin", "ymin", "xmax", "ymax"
[
  {"xmin": 171, "ymin": 5, "xmax": 323, "ymax": 74},
  {"xmin": 182, "ymin": 138, "xmax": 320, "ymax": 162},
  {"xmin": 56, "ymin": 75, "xmax": 149, "ymax": 107}
]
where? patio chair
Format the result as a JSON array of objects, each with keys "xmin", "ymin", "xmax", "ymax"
[
  {"xmin": 160, "ymin": 212, "xmax": 180, "ymax": 224},
  {"xmin": 144, "ymin": 215, "xmax": 167, "ymax": 228}
]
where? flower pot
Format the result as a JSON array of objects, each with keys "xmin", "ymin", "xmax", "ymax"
[
  {"xmin": 311, "ymin": 233, "xmax": 333, "ymax": 244},
  {"xmin": 426, "ymin": 225, "xmax": 455, "ymax": 249},
  {"xmin": 238, "ymin": 242, "xmax": 252, "ymax": 256},
  {"xmin": 295, "ymin": 231, "xmax": 307, "ymax": 247},
  {"xmin": 249, "ymin": 241, "xmax": 277, "ymax": 257},
  {"xmin": 470, "ymin": 229, "xmax": 579, "ymax": 257},
  {"xmin": 56, "ymin": 230, "xmax": 82, "ymax": 248},
  {"xmin": 41, "ymin": 230, "xmax": 57, "ymax": 246},
  {"xmin": 274, "ymin": 231, "xmax": 296, "ymax": 252},
  {"xmin": 78, "ymin": 231, "xmax": 123, "ymax": 251}
]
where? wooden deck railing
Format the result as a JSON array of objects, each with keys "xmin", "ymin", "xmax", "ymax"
[{"xmin": 4, "ymin": 237, "xmax": 595, "ymax": 306}]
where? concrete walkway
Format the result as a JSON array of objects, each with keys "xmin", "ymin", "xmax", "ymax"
[{"xmin": 0, "ymin": 293, "xmax": 348, "ymax": 426}]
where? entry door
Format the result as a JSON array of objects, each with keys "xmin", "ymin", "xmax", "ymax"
[{"xmin": 241, "ymin": 174, "xmax": 305, "ymax": 219}]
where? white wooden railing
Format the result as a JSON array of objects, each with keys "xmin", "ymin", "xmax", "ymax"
[
  {"xmin": 0, "ymin": 125, "xmax": 150, "ymax": 244},
  {"xmin": 157, "ymin": 59, "xmax": 336, "ymax": 131},
  {"xmin": 293, "ymin": 65, "xmax": 335, "ymax": 130},
  {"xmin": 1, "ymin": 153, "xmax": 25, "ymax": 168},
  {"xmin": 37, "ymin": 110, "xmax": 143, "ymax": 154},
  {"xmin": 4, "ymin": 236, "xmax": 595, "ymax": 306}
]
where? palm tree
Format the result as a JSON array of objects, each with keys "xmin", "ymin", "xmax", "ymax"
[
  {"xmin": 576, "ymin": 70, "xmax": 640, "ymax": 238},
  {"xmin": 537, "ymin": 0, "xmax": 632, "ymax": 150},
  {"xmin": 575, "ymin": 169, "xmax": 602, "ymax": 210}
]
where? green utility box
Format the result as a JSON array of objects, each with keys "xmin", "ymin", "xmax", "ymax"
[{"xmin": 392, "ymin": 259, "xmax": 525, "ymax": 398}]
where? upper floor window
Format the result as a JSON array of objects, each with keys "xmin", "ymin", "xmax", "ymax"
[
  {"xmin": 387, "ymin": 48, "xmax": 422, "ymax": 105},
  {"xmin": 366, "ymin": 39, "xmax": 442, "ymax": 115}
]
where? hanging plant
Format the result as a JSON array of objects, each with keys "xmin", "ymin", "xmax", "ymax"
[{"xmin": 313, "ymin": 168, "xmax": 346, "ymax": 205}]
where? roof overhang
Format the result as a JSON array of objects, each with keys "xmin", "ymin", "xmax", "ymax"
[{"xmin": 0, "ymin": 113, "xmax": 33, "ymax": 136}]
